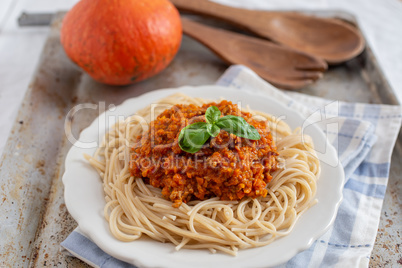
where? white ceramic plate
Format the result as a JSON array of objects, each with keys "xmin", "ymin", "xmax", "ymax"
[{"xmin": 63, "ymin": 86, "xmax": 344, "ymax": 268}]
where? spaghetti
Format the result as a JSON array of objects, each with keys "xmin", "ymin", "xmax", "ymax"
[{"xmin": 85, "ymin": 93, "xmax": 320, "ymax": 256}]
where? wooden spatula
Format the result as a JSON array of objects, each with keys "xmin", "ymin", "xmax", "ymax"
[{"xmin": 181, "ymin": 18, "xmax": 327, "ymax": 90}]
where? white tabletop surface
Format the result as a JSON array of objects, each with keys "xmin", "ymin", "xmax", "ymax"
[{"xmin": 0, "ymin": 0, "xmax": 401, "ymax": 156}]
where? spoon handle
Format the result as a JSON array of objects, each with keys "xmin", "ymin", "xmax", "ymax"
[
  {"xmin": 181, "ymin": 17, "xmax": 235, "ymax": 63},
  {"xmin": 171, "ymin": 0, "xmax": 260, "ymax": 27}
]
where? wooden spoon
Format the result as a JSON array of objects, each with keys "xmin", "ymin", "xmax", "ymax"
[
  {"xmin": 171, "ymin": 0, "xmax": 365, "ymax": 64},
  {"xmin": 181, "ymin": 18, "xmax": 327, "ymax": 90}
]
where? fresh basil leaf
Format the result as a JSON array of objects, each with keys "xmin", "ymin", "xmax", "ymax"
[
  {"xmin": 178, "ymin": 122, "xmax": 211, "ymax": 153},
  {"xmin": 178, "ymin": 110, "xmax": 260, "ymax": 154},
  {"xmin": 216, "ymin": 115, "xmax": 261, "ymax": 140},
  {"xmin": 178, "ymin": 122, "xmax": 208, "ymax": 142},
  {"xmin": 205, "ymin": 106, "xmax": 221, "ymax": 124},
  {"xmin": 206, "ymin": 124, "xmax": 220, "ymax": 137}
]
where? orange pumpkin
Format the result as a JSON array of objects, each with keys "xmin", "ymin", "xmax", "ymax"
[{"xmin": 60, "ymin": 0, "xmax": 182, "ymax": 85}]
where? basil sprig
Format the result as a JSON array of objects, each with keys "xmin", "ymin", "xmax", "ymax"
[{"xmin": 178, "ymin": 106, "xmax": 261, "ymax": 153}]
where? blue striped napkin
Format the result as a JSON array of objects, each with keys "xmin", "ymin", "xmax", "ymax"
[{"xmin": 61, "ymin": 65, "xmax": 402, "ymax": 267}]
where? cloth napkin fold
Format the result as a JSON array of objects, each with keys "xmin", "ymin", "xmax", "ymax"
[{"xmin": 61, "ymin": 65, "xmax": 402, "ymax": 267}]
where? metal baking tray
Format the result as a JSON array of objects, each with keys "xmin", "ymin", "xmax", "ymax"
[{"xmin": 0, "ymin": 11, "xmax": 400, "ymax": 267}]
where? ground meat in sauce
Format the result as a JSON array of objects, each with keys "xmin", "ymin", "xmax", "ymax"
[{"xmin": 130, "ymin": 100, "xmax": 278, "ymax": 207}]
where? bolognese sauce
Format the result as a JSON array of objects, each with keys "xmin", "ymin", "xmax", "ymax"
[{"xmin": 130, "ymin": 101, "xmax": 278, "ymax": 207}]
